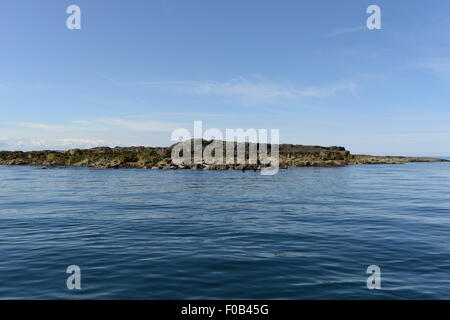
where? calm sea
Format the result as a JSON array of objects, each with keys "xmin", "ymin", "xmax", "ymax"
[{"xmin": 0, "ymin": 162, "xmax": 449, "ymax": 299}]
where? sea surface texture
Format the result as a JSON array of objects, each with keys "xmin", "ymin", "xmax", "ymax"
[{"xmin": 0, "ymin": 163, "xmax": 449, "ymax": 299}]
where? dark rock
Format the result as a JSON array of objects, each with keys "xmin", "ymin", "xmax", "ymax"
[{"xmin": 0, "ymin": 139, "xmax": 447, "ymax": 170}]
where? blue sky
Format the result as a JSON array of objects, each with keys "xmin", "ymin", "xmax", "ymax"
[{"xmin": 1, "ymin": 0, "xmax": 450, "ymax": 156}]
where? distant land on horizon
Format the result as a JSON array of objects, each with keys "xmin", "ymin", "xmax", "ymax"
[{"xmin": 0, "ymin": 140, "xmax": 448, "ymax": 170}]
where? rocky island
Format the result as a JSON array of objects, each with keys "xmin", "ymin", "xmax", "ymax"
[{"xmin": 0, "ymin": 139, "xmax": 447, "ymax": 170}]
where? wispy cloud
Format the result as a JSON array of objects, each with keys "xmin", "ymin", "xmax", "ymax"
[
  {"xmin": 141, "ymin": 80, "xmax": 199, "ymax": 86},
  {"xmin": 328, "ymin": 26, "xmax": 366, "ymax": 37},
  {"xmin": 57, "ymin": 138, "xmax": 109, "ymax": 147},
  {"xmin": 153, "ymin": 111, "xmax": 225, "ymax": 118},
  {"xmin": 0, "ymin": 138, "xmax": 112, "ymax": 150},
  {"xmin": 12, "ymin": 122, "xmax": 75, "ymax": 131},
  {"xmin": 0, "ymin": 117, "xmax": 182, "ymax": 150},
  {"xmin": 0, "ymin": 81, "xmax": 12, "ymax": 97},
  {"xmin": 143, "ymin": 77, "xmax": 358, "ymax": 103},
  {"xmin": 187, "ymin": 78, "xmax": 357, "ymax": 100},
  {"xmin": 71, "ymin": 120, "xmax": 92, "ymax": 125},
  {"xmin": 8, "ymin": 118, "xmax": 179, "ymax": 133},
  {"xmin": 419, "ymin": 59, "xmax": 450, "ymax": 79},
  {"xmin": 99, "ymin": 118, "xmax": 179, "ymax": 132},
  {"xmin": 295, "ymin": 82, "xmax": 358, "ymax": 97}
]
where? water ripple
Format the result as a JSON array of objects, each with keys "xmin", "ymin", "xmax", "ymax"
[{"xmin": 0, "ymin": 163, "xmax": 450, "ymax": 299}]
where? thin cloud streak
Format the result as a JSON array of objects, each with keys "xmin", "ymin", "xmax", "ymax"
[
  {"xmin": 419, "ymin": 59, "xmax": 450, "ymax": 79},
  {"xmin": 8, "ymin": 118, "xmax": 180, "ymax": 133},
  {"xmin": 143, "ymin": 77, "xmax": 358, "ymax": 102},
  {"xmin": 99, "ymin": 118, "xmax": 180, "ymax": 132},
  {"xmin": 1, "ymin": 117, "xmax": 183, "ymax": 150},
  {"xmin": 328, "ymin": 25, "xmax": 366, "ymax": 37},
  {"xmin": 188, "ymin": 79, "xmax": 357, "ymax": 99},
  {"xmin": 12, "ymin": 122, "xmax": 76, "ymax": 131},
  {"xmin": 0, "ymin": 138, "xmax": 112, "ymax": 151}
]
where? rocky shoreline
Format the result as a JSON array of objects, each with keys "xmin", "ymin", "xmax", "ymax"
[{"xmin": 0, "ymin": 140, "xmax": 447, "ymax": 170}]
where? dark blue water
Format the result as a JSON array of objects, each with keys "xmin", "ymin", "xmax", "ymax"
[{"xmin": 1, "ymin": 162, "xmax": 449, "ymax": 299}]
